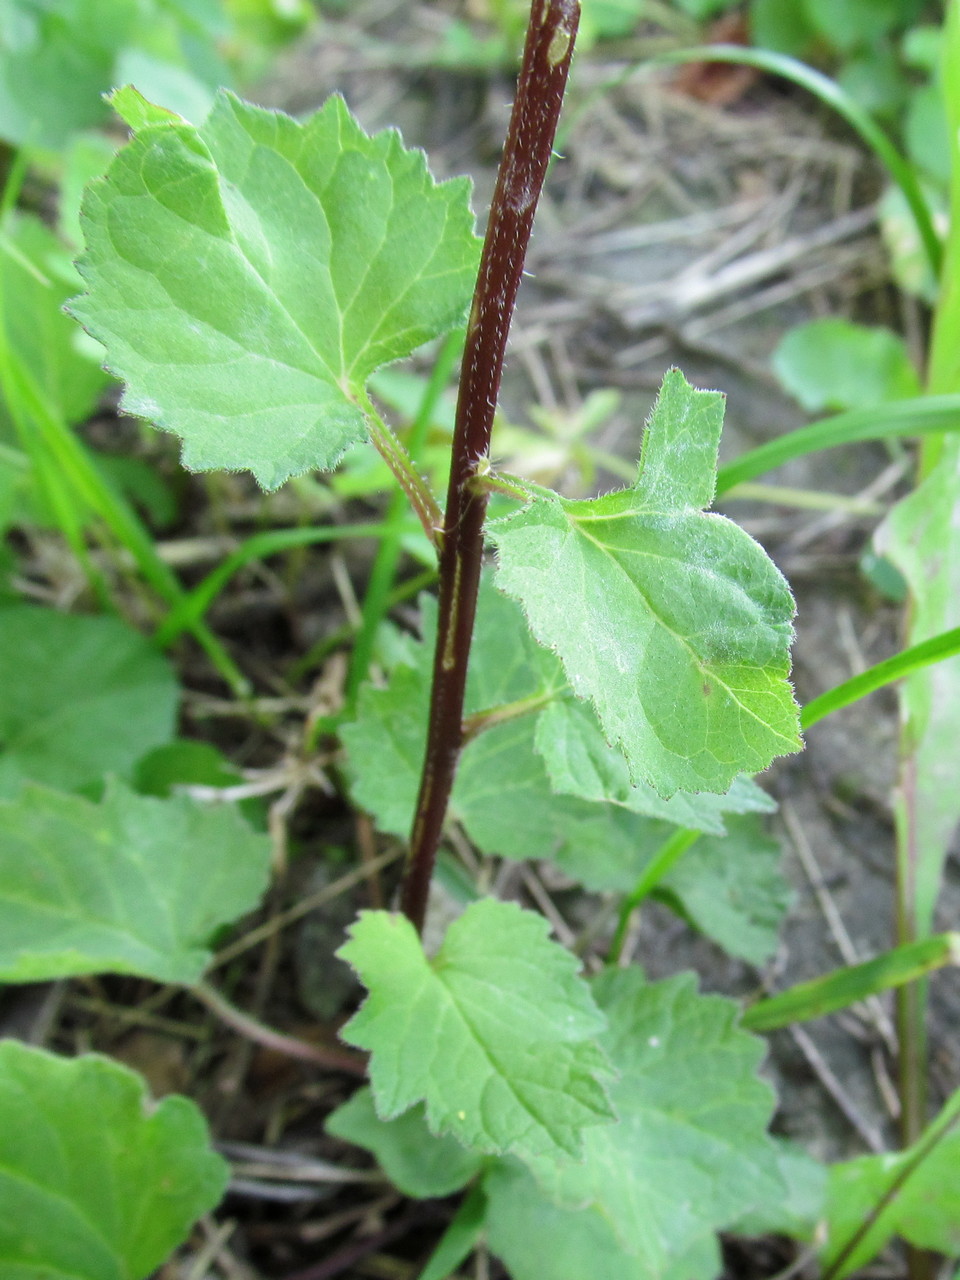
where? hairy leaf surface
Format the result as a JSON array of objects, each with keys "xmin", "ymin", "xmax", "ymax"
[
  {"xmin": 70, "ymin": 89, "xmax": 480, "ymax": 489},
  {"xmin": 490, "ymin": 369, "xmax": 800, "ymax": 795},
  {"xmin": 337, "ymin": 900, "xmax": 615, "ymax": 1160},
  {"xmin": 0, "ymin": 782, "xmax": 271, "ymax": 984},
  {"xmin": 0, "ymin": 1041, "xmax": 227, "ymax": 1279}
]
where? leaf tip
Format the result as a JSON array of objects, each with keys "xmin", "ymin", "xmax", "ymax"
[{"xmin": 108, "ymin": 84, "xmax": 188, "ymax": 131}]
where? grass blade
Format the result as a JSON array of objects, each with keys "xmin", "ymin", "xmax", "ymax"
[
  {"xmin": 742, "ymin": 934, "xmax": 960, "ymax": 1032},
  {"xmin": 716, "ymin": 396, "xmax": 960, "ymax": 495}
]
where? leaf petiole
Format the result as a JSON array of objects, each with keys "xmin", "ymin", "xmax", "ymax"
[
  {"xmin": 461, "ymin": 689, "xmax": 557, "ymax": 744},
  {"xmin": 361, "ymin": 391, "xmax": 444, "ymax": 549}
]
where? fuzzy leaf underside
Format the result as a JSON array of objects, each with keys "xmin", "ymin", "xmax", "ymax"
[
  {"xmin": 485, "ymin": 969, "xmax": 784, "ymax": 1278},
  {"xmin": 69, "ymin": 88, "xmax": 480, "ymax": 489},
  {"xmin": 0, "ymin": 782, "xmax": 271, "ymax": 984},
  {"xmin": 0, "ymin": 1041, "xmax": 227, "ymax": 1280},
  {"xmin": 489, "ymin": 369, "xmax": 801, "ymax": 796},
  {"xmin": 337, "ymin": 900, "xmax": 615, "ymax": 1161}
]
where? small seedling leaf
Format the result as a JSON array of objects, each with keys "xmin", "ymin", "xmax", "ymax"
[
  {"xmin": 0, "ymin": 782, "xmax": 271, "ymax": 984},
  {"xmin": 337, "ymin": 899, "xmax": 615, "ymax": 1160},
  {"xmin": 70, "ymin": 90, "xmax": 480, "ymax": 489},
  {"xmin": 490, "ymin": 369, "xmax": 800, "ymax": 796},
  {"xmin": 0, "ymin": 1040, "xmax": 227, "ymax": 1280},
  {"xmin": 0, "ymin": 605, "xmax": 178, "ymax": 796}
]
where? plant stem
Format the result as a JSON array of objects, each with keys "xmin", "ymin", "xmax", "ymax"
[
  {"xmin": 400, "ymin": 0, "xmax": 581, "ymax": 933},
  {"xmin": 192, "ymin": 980, "xmax": 367, "ymax": 1077}
]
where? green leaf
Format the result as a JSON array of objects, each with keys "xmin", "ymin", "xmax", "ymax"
[
  {"xmin": 342, "ymin": 577, "xmax": 569, "ymax": 845},
  {"xmin": 905, "ymin": 80, "xmax": 952, "ymax": 186},
  {"xmin": 109, "ymin": 82, "xmax": 186, "ymax": 131},
  {"xmin": 0, "ymin": 0, "xmax": 121, "ymax": 148},
  {"xmin": 654, "ymin": 814, "xmax": 789, "ymax": 965},
  {"xmin": 802, "ymin": 0, "xmax": 904, "ymax": 51},
  {"xmin": 326, "ymin": 1085, "xmax": 483, "ymax": 1198},
  {"xmin": 837, "ymin": 45, "xmax": 908, "ymax": 119},
  {"xmin": 70, "ymin": 90, "xmax": 481, "ymax": 490},
  {"xmin": 773, "ymin": 319, "xmax": 921, "ymax": 413},
  {"xmin": 878, "ymin": 183, "xmax": 943, "ymax": 302},
  {"xmin": 579, "ymin": 0, "xmax": 645, "ymax": 41},
  {"xmin": 728, "ymin": 1138, "xmax": 826, "ymax": 1239},
  {"xmin": 485, "ymin": 1160, "xmax": 721, "ymax": 1280},
  {"xmin": 822, "ymin": 1089, "xmax": 960, "ymax": 1276},
  {"xmin": 0, "ymin": 782, "xmax": 271, "ymax": 984},
  {"xmin": 343, "ymin": 575, "xmax": 776, "ymax": 845},
  {"xmin": 455, "ymin": 717, "xmax": 659, "ymax": 867},
  {"xmin": 0, "ymin": 606, "xmax": 178, "ymax": 796},
  {"xmin": 0, "ymin": 1040, "xmax": 227, "ymax": 1280},
  {"xmin": 0, "ymin": 212, "xmax": 109, "ymax": 431},
  {"xmin": 535, "ymin": 697, "xmax": 775, "ymax": 833},
  {"xmin": 672, "ymin": 0, "xmax": 738, "ymax": 17},
  {"xmin": 749, "ymin": 0, "xmax": 817, "ymax": 56},
  {"xmin": 343, "ymin": 580, "xmax": 788, "ymax": 952},
  {"xmin": 489, "ymin": 369, "xmax": 800, "ymax": 797},
  {"xmin": 337, "ymin": 899, "xmax": 615, "ymax": 1161},
  {"xmin": 0, "ymin": 0, "xmax": 234, "ymax": 150},
  {"xmin": 132, "ymin": 738, "xmax": 243, "ymax": 797},
  {"xmin": 486, "ymin": 969, "xmax": 783, "ymax": 1278},
  {"xmin": 875, "ymin": 448, "xmax": 960, "ymax": 936}
]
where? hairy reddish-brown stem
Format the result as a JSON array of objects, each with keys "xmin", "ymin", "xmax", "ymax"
[{"xmin": 400, "ymin": 0, "xmax": 580, "ymax": 932}]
